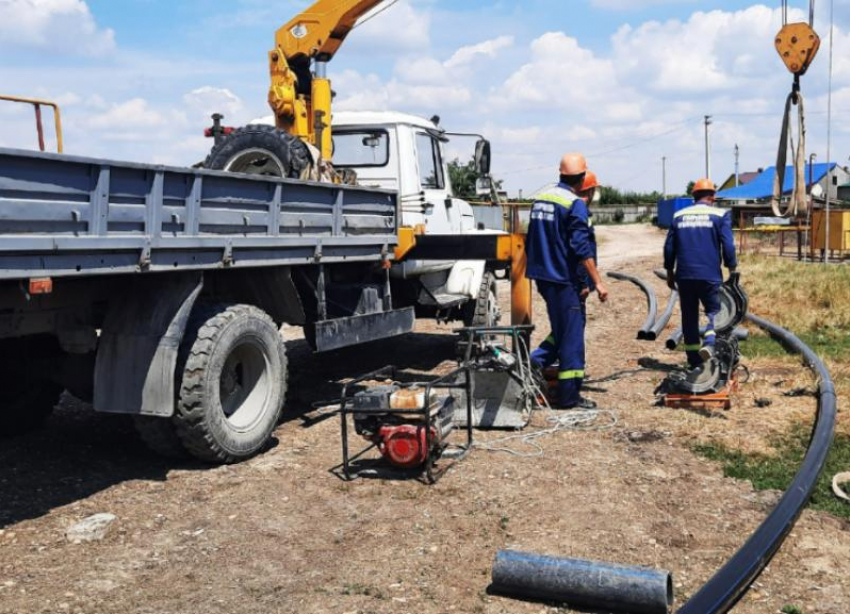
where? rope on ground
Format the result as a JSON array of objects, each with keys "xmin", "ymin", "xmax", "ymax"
[
  {"xmin": 832, "ymin": 472, "xmax": 850, "ymax": 503},
  {"xmin": 474, "ymin": 409, "xmax": 619, "ymax": 458}
]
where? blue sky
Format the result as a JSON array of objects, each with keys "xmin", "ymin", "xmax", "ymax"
[{"xmin": 1, "ymin": 0, "xmax": 848, "ymax": 196}]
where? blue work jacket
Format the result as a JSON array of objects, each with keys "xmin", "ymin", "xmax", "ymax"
[
  {"xmin": 526, "ymin": 183, "xmax": 595, "ymax": 288},
  {"xmin": 663, "ymin": 200, "xmax": 738, "ymax": 283}
]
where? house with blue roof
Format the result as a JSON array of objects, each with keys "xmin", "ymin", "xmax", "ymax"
[{"xmin": 716, "ymin": 163, "xmax": 850, "ymax": 206}]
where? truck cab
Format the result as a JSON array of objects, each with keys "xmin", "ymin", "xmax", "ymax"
[{"xmin": 330, "ymin": 111, "xmax": 499, "ymax": 327}]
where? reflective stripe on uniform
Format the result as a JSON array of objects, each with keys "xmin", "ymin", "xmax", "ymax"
[
  {"xmin": 558, "ymin": 370, "xmax": 585, "ymax": 380},
  {"xmin": 704, "ymin": 330, "xmax": 717, "ymax": 337},
  {"xmin": 544, "ymin": 335, "xmax": 556, "ymax": 345},
  {"xmin": 535, "ymin": 186, "xmax": 578, "ymax": 210},
  {"xmin": 683, "ymin": 343, "xmax": 702, "ymax": 351},
  {"xmin": 674, "ymin": 205, "xmax": 726, "ymax": 219}
]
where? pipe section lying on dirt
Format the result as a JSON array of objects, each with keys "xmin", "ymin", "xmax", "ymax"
[
  {"xmin": 607, "ymin": 272, "xmax": 657, "ymax": 340},
  {"xmin": 491, "ymin": 550, "xmax": 673, "ymax": 614},
  {"xmin": 677, "ymin": 314, "xmax": 837, "ymax": 614},
  {"xmin": 647, "ymin": 290, "xmax": 678, "ymax": 341},
  {"xmin": 665, "ymin": 327, "xmax": 749, "ymax": 351}
]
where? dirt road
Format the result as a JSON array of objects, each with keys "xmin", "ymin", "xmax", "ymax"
[{"xmin": 1, "ymin": 225, "xmax": 847, "ymax": 614}]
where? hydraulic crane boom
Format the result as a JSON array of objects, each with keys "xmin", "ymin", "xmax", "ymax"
[{"xmin": 268, "ymin": 0, "xmax": 384, "ymax": 161}]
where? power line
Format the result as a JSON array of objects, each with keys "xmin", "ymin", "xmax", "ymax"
[{"xmin": 499, "ymin": 116, "xmax": 702, "ymax": 176}]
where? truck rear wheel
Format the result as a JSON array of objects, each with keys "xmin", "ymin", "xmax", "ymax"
[
  {"xmin": 204, "ymin": 125, "xmax": 311, "ymax": 179},
  {"xmin": 173, "ymin": 304, "xmax": 287, "ymax": 464},
  {"xmin": 133, "ymin": 416, "xmax": 189, "ymax": 459},
  {"xmin": 463, "ymin": 271, "xmax": 501, "ymax": 328}
]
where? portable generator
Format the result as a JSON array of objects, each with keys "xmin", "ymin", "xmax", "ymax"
[{"xmin": 339, "ymin": 366, "xmax": 473, "ymax": 483}]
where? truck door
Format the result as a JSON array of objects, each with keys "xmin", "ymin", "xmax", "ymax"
[{"xmin": 415, "ymin": 132, "xmax": 461, "ymax": 234}]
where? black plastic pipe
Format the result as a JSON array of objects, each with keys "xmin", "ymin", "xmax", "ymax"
[
  {"xmin": 492, "ymin": 551, "xmax": 673, "ymax": 614},
  {"xmin": 646, "ymin": 290, "xmax": 678, "ymax": 341},
  {"xmin": 607, "ymin": 272, "xmax": 658, "ymax": 340},
  {"xmin": 677, "ymin": 313, "xmax": 837, "ymax": 614},
  {"xmin": 665, "ymin": 327, "xmax": 749, "ymax": 351}
]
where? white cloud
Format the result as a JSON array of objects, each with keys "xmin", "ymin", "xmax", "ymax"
[
  {"xmin": 591, "ymin": 0, "xmax": 696, "ymax": 9},
  {"xmin": 350, "ymin": 0, "xmax": 430, "ymax": 51},
  {"xmin": 183, "ymin": 87, "xmax": 245, "ymax": 123},
  {"xmin": 445, "ymin": 35, "xmax": 514, "ymax": 69},
  {"xmin": 0, "ymin": 0, "xmax": 115, "ymax": 55}
]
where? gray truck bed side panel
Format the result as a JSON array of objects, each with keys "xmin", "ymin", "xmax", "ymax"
[{"xmin": 0, "ymin": 148, "xmax": 398, "ymax": 280}]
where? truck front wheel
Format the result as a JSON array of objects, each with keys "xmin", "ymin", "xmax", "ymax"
[
  {"xmin": 173, "ymin": 304, "xmax": 288, "ymax": 464},
  {"xmin": 463, "ymin": 271, "xmax": 502, "ymax": 328}
]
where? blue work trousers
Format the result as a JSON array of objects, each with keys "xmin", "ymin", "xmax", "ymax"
[
  {"xmin": 531, "ymin": 281, "xmax": 586, "ymax": 408},
  {"xmin": 678, "ymin": 279, "xmax": 721, "ymax": 367}
]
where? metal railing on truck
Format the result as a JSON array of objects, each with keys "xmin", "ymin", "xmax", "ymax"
[
  {"xmin": 0, "ymin": 94, "xmax": 63, "ymax": 153},
  {"xmin": 0, "ymin": 148, "xmax": 398, "ymax": 280}
]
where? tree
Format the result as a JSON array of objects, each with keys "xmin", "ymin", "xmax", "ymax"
[
  {"xmin": 448, "ymin": 157, "xmax": 503, "ymax": 200},
  {"xmin": 448, "ymin": 158, "xmax": 477, "ymax": 199},
  {"xmin": 686, "ymin": 181, "xmax": 695, "ymax": 197}
]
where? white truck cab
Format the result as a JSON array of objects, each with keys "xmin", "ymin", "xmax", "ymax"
[{"xmin": 331, "ymin": 111, "xmax": 499, "ymax": 326}]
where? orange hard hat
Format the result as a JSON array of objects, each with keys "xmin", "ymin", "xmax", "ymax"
[
  {"xmin": 693, "ymin": 178, "xmax": 717, "ymax": 194},
  {"xmin": 581, "ymin": 170, "xmax": 599, "ymax": 192},
  {"xmin": 560, "ymin": 153, "xmax": 588, "ymax": 177}
]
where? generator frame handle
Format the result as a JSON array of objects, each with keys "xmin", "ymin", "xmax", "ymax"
[{"xmin": 339, "ymin": 365, "xmax": 473, "ymax": 484}]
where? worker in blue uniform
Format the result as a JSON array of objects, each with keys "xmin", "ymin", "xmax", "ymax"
[
  {"xmin": 664, "ymin": 178, "xmax": 738, "ymax": 370},
  {"xmin": 532, "ymin": 170, "xmax": 600, "ymax": 370},
  {"xmin": 527, "ymin": 154, "xmax": 608, "ymax": 410}
]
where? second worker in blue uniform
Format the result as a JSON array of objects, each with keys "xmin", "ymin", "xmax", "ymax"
[
  {"xmin": 664, "ymin": 178, "xmax": 738, "ymax": 370},
  {"xmin": 526, "ymin": 153, "xmax": 608, "ymax": 410}
]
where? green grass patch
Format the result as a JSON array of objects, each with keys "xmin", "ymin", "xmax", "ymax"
[
  {"xmin": 693, "ymin": 428, "xmax": 850, "ymax": 519},
  {"xmin": 741, "ymin": 328, "xmax": 850, "ymax": 360}
]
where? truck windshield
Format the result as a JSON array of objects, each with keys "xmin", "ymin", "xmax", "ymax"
[{"xmin": 333, "ymin": 131, "xmax": 389, "ymax": 167}]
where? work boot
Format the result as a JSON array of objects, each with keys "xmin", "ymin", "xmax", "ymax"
[
  {"xmin": 564, "ymin": 397, "xmax": 597, "ymax": 410},
  {"xmin": 699, "ymin": 345, "xmax": 716, "ymax": 363}
]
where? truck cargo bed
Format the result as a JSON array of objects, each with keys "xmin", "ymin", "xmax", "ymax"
[{"xmin": 0, "ymin": 148, "xmax": 398, "ymax": 280}]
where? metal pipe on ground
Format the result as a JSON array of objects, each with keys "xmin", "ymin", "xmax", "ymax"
[
  {"xmin": 677, "ymin": 314, "xmax": 837, "ymax": 614},
  {"xmin": 607, "ymin": 272, "xmax": 657, "ymax": 340},
  {"xmin": 491, "ymin": 551, "xmax": 673, "ymax": 614},
  {"xmin": 665, "ymin": 327, "xmax": 749, "ymax": 351}
]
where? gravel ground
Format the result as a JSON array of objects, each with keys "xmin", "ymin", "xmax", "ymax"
[{"xmin": 0, "ymin": 224, "xmax": 847, "ymax": 614}]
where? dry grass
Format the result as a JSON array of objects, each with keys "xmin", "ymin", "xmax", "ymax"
[{"xmin": 741, "ymin": 254, "xmax": 850, "ymax": 331}]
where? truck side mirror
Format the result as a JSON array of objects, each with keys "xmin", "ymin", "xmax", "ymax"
[{"xmin": 474, "ymin": 139, "xmax": 492, "ymax": 177}]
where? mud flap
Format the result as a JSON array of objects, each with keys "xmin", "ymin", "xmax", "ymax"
[
  {"xmin": 314, "ymin": 307, "xmax": 415, "ymax": 353},
  {"xmin": 94, "ymin": 273, "xmax": 203, "ymax": 417}
]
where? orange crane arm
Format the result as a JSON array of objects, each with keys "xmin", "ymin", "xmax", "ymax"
[
  {"xmin": 275, "ymin": 0, "xmax": 384, "ymax": 63},
  {"xmin": 268, "ymin": 0, "xmax": 384, "ymax": 160}
]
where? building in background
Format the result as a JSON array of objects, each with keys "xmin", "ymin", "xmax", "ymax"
[{"xmin": 716, "ymin": 163, "xmax": 850, "ymax": 225}]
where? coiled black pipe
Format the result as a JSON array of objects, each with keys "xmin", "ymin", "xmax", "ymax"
[
  {"xmin": 607, "ymin": 272, "xmax": 657, "ymax": 340},
  {"xmin": 665, "ymin": 326, "xmax": 749, "ymax": 351},
  {"xmin": 646, "ymin": 290, "xmax": 678, "ymax": 341},
  {"xmin": 677, "ymin": 313, "xmax": 837, "ymax": 614}
]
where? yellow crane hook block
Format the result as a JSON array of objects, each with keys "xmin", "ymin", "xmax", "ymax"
[{"xmin": 775, "ymin": 23, "xmax": 821, "ymax": 76}]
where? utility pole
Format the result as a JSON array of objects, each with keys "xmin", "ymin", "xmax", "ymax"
[
  {"xmin": 662, "ymin": 156, "xmax": 667, "ymax": 201},
  {"xmin": 704, "ymin": 115, "xmax": 713, "ymax": 179},
  {"xmin": 734, "ymin": 144, "xmax": 740, "ymax": 187}
]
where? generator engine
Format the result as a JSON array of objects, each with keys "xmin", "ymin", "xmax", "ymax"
[{"xmin": 351, "ymin": 385, "xmax": 455, "ymax": 469}]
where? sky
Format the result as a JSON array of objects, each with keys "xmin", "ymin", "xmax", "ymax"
[{"xmin": 1, "ymin": 0, "xmax": 849, "ymax": 197}]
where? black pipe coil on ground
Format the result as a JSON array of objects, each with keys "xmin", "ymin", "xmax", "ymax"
[
  {"xmin": 676, "ymin": 313, "xmax": 837, "ymax": 614},
  {"xmin": 665, "ymin": 327, "xmax": 749, "ymax": 351},
  {"xmin": 646, "ymin": 290, "xmax": 678, "ymax": 341},
  {"xmin": 607, "ymin": 272, "xmax": 657, "ymax": 340}
]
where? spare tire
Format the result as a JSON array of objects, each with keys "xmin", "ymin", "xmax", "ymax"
[{"xmin": 205, "ymin": 125, "xmax": 311, "ymax": 179}]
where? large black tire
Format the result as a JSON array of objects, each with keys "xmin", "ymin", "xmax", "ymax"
[
  {"xmin": 463, "ymin": 271, "xmax": 501, "ymax": 328},
  {"xmin": 0, "ymin": 383, "xmax": 62, "ymax": 438},
  {"xmin": 173, "ymin": 304, "xmax": 288, "ymax": 464},
  {"xmin": 204, "ymin": 125, "xmax": 311, "ymax": 179},
  {"xmin": 133, "ymin": 416, "xmax": 189, "ymax": 459}
]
